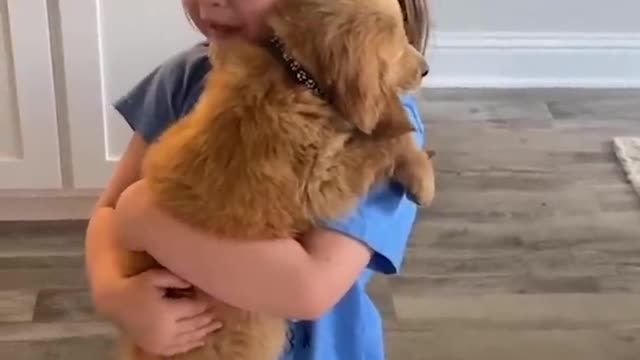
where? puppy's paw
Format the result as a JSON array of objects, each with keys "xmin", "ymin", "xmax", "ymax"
[{"xmin": 394, "ymin": 150, "xmax": 435, "ymax": 207}]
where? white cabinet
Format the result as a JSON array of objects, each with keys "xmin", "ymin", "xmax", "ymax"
[
  {"xmin": 0, "ymin": 1, "xmax": 61, "ymax": 189},
  {"xmin": 59, "ymin": 0, "xmax": 202, "ymax": 189}
]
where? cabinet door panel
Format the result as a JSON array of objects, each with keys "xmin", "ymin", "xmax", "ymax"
[
  {"xmin": 0, "ymin": 0, "xmax": 61, "ymax": 189},
  {"xmin": 60, "ymin": 0, "xmax": 202, "ymax": 189}
]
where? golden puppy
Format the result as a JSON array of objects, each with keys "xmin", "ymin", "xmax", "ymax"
[{"xmin": 119, "ymin": 0, "xmax": 435, "ymax": 359}]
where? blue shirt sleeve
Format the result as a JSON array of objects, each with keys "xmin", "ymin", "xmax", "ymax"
[
  {"xmin": 323, "ymin": 94, "xmax": 425, "ymax": 275},
  {"xmin": 113, "ymin": 43, "xmax": 210, "ymax": 143}
]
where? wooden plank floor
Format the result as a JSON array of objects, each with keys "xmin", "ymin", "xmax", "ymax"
[{"xmin": 2, "ymin": 89, "xmax": 640, "ymax": 359}]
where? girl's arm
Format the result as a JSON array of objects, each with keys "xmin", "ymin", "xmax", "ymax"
[
  {"xmin": 114, "ymin": 179, "xmax": 373, "ymax": 320},
  {"xmin": 115, "ymin": 95, "xmax": 424, "ymax": 322},
  {"xmin": 85, "ymin": 134, "xmax": 146, "ymax": 299},
  {"xmin": 86, "ymin": 134, "xmax": 221, "ymax": 356}
]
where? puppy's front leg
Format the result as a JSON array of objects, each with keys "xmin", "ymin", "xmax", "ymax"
[
  {"xmin": 305, "ymin": 134, "xmax": 392, "ymax": 220},
  {"xmin": 391, "ymin": 137, "xmax": 436, "ymax": 207}
]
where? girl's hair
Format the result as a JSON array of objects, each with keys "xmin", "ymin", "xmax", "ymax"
[{"xmin": 398, "ymin": 0, "xmax": 430, "ymax": 55}]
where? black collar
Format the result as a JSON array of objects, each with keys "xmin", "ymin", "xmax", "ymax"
[{"xmin": 266, "ymin": 35, "xmax": 326, "ymax": 99}]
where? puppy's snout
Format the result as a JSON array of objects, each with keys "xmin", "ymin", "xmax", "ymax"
[{"xmin": 421, "ymin": 58, "xmax": 430, "ymax": 77}]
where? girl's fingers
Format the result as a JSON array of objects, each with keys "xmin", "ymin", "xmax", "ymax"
[
  {"xmin": 176, "ymin": 310, "xmax": 217, "ymax": 332},
  {"xmin": 177, "ymin": 320, "xmax": 223, "ymax": 343},
  {"xmin": 168, "ymin": 297, "xmax": 211, "ymax": 319}
]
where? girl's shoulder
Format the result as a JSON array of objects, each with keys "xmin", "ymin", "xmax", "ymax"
[
  {"xmin": 113, "ymin": 42, "xmax": 212, "ymax": 142},
  {"xmin": 158, "ymin": 41, "xmax": 211, "ymax": 83}
]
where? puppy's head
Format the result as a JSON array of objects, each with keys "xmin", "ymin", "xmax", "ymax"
[{"xmin": 270, "ymin": 0, "xmax": 428, "ymax": 138}]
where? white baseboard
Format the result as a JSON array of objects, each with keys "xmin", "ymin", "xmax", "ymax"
[
  {"xmin": 0, "ymin": 193, "xmax": 97, "ymax": 221},
  {"xmin": 422, "ymin": 32, "xmax": 640, "ymax": 88}
]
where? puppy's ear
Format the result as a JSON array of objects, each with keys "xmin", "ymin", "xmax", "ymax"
[
  {"xmin": 371, "ymin": 93, "xmax": 415, "ymax": 139},
  {"xmin": 326, "ymin": 45, "xmax": 380, "ymax": 135},
  {"xmin": 323, "ymin": 17, "xmax": 395, "ymax": 135}
]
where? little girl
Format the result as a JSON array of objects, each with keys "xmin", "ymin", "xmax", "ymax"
[{"xmin": 85, "ymin": 0, "xmax": 430, "ymax": 359}]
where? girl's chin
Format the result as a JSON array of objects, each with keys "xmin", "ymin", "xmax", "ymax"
[{"xmin": 208, "ymin": 31, "xmax": 270, "ymax": 45}]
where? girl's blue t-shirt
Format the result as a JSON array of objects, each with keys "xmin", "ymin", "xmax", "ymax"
[{"xmin": 114, "ymin": 42, "xmax": 425, "ymax": 360}]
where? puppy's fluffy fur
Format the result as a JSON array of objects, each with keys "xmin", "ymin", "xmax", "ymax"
[{"xmin": 119, "ymin": 0, "xmax": 435, "ymax": 359}]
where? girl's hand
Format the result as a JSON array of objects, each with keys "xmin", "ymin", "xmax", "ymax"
[{"xmin": 96, "ymin": 268, "xmax": 222, "ymax": 356}]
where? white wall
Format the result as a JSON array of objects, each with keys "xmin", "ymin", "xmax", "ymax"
[
  {"xmin": 430, "ymin": 0, "xmax": 640, "ymax": 33},
  {"xmin": 425, "ymin": 0, "xmax": 640, "ymax": 87},
  {"xmin": 98, "ymin": 0, "xmax": 203, "ymax": 159}
]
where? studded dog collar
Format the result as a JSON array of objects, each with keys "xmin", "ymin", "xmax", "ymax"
[{"xmin": 266, "ymin": 35, "xmax": 326, "ymax": 99}]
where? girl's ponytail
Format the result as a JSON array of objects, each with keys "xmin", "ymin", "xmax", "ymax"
[{"xmin": 398, "ymin": 0, "xmax": 430, "ymax": 55}]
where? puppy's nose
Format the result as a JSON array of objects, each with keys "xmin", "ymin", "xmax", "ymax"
[{"xmin": 421, "ymin": 59, "xmax": 430, "ymax": 77}]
